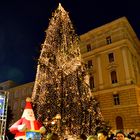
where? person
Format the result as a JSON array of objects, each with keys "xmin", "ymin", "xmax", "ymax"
[
  {"xmin": 116, "ymin": 131, "xmax": 125, "ymax": 140},
  {"xmin": 46, "ymin": 133, "xmax": 59, "ymax": 140},
  {"xmin": 76, "ymin": 134, "xmax": 87, "ymax": 140},
  {"xmin": 135, "ymin": 132, "xmax": 140, "ymax": 140},
  {"xmin": 128, "ymin": 131, "xmax": 135, "ymax": 140},
  {"xmin": 97, "ymin": 130, "xmax": 108, "ymax": 140},
  {"xmin": 79, "ymin": 134, "xmax": 87, "ymax": 140},
  {"xmin": 108, "ymin": 130, "xmax": 115, "ymax": 140},
  {"xmin": 87, "ymin": 135, "xmax": 97, "ymax": 140},
  {"xmin": 9, "ymin": 97, "xmax": 46, "ymax": 140}
]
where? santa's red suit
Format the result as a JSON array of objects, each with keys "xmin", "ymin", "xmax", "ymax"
[{"xmin": 9, "ymin": 97, "xmax": 46, "ymax": 140}]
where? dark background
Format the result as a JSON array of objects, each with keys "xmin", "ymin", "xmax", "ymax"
[{"xmin": 0, "ymin": 0, "xmax": 139, "ymax": 84}]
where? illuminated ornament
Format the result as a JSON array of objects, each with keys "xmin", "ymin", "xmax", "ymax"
[
  {"xmin": 71, "ymin": 118, "xmax": 75, "ymax": 121},
  {"xmin": 78, "ymin": 102, "xmax": 81, "ymax": 105},
  {"xmin": 51, "ymin": 121, "xmax": 56, "ymax": 125},
  {"xmin": 73, "ymin": 97, "xmax": 77, "ymax": 102},
  {"xmin": 66, "ymin": 104, "xmax": 69, "ymax": 107},
  {"xmin": 55, "ymin": 114, "xmax": 61, "ymax": 120}
]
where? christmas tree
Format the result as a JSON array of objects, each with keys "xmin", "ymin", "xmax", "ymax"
[{"xmin": 32, "ymin": 3, "xmax": 105, "ymax": 137}]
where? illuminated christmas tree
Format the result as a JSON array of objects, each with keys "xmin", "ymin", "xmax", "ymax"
[{"xmin": 32, "ymin": 3, "xmax": 106, "ymax": 136}]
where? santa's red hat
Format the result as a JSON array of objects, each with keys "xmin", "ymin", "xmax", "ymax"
[
  {"xmin": 21, "ymin": 97, "xmax": 35, "ymax": 120},
  {"xmin": 24, "ymin": 97, "xmax": 32, "ymax": 109}
]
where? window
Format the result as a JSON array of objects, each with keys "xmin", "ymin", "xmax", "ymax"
[
  {"xmin": 87, "ymin": 44, "xmax": 92, "ymax": 52},
  {"xmin": 89, "ymin": 76, "xmax": 95, "ymax": 89},
  {"xmin": 13, "ymin": 101, "xmax": 18, "ymax": 110},
  {"xmin": 21, "ymin": 100, "xmax": 25, "ymax": 112},
  {"xmin": 14, "ymin": 91, "xmax": 19, "ymax": 98},
  {"xmin": 113, "ymin": 94, "xmax": 120, "ymax": 105},
  {"xmin": 21, "ymin": 100, "xmax": 25, "ymax": 108},
  {"xmin": 87, "ymin": 60, "xmax": 93, "ymax": 69},
  {"xmin": 108, "ymin": 53, "xmax": 114, "ymax": 63},
  {"xmin": 111, "ymin": 71, "xmax": 117, "ymax": 84},
  {"xmin": 106, "ymin": 36, "xmax": 112, "ymax": 44}
]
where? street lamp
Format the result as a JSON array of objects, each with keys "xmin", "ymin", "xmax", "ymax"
[{"xmin": 55, "ymin": 114, "xmax": 61, "ymax": 134}]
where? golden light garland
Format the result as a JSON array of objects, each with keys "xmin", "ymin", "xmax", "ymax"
[{"xmin": 32, "ymin": 3, "xmax": 107, "ymax": 138}]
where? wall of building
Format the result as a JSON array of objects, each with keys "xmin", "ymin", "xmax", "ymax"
[
  {"xmin": 7, "ymin": 82, "xmax": 34, "ymax": 124},
  {"xmin": 80, "ymin": 17, "xmax": 140, "ymax": 131}
]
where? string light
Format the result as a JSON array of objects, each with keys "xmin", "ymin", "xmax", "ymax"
[{"xmin": 32, "ymin": 3, "xmax": 109, "ymax": 138}]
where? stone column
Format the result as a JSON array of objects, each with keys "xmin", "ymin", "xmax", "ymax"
[{"xmin": 121, "ymin": 47, "xmax": 131, "ymax": 84}]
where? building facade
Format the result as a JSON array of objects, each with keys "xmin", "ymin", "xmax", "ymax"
[
  {"xmin": 80, "ymin": 17, "xmax": 140, "ymax": 132},
  {"xmin": 0, "ymin": 81, "xmax": 34, "ymax": 125}
]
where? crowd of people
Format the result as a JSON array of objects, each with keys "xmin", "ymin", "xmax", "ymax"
[{"xmin": 42, "ymin": 130, "xmax": 140, "ymax": 140}]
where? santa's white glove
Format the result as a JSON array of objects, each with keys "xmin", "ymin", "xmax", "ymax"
[
  {"xmin": 18, "ymin": 124, "xmax": 26, "ymax": 132},
  {"xmin": 39, "ymin": 126, "xmax": 46, "ymax": 134}
]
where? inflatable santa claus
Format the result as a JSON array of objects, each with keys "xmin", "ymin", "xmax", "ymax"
[{"xmin": 9, "ymin": 97, "xmax": 46, "ymax": 140}]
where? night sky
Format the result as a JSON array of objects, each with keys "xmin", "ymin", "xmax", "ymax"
[{"xmin": 0, "ymin": 0, "xmax": 139, "ymax": 84}]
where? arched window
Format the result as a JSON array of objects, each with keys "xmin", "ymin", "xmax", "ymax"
[
  {"xmin": 111, "ymin": 71, "xmax": 118, "ymax": 84},
  {"xmin": 116, "ymin": 116, "xmax": 124, "ymax": 130},
  {"xmin": 89, "ymin": 76, "xmax": 94, "ymax": 89}
]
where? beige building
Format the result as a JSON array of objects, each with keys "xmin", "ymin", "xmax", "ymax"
[
  {"xmin": 80, "ymin": 17, "xmax": 140, "ymax": 131},
  {"xmin": 1, "ymin": 16, "xmax": 140, "ymax": 131},
  {"xmin": 0, "ymin": 80, "xmax": 34, "ymax": 125}
]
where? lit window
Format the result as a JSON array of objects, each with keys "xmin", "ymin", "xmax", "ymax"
[
  {"xmin": 87, "ymin": 44, "xmax": 92, "ymax": 52},
  {"xmin": 113, "ymin": 94, "xmax": 120, "ymax": 105},
  {"xmin": 111, "ymin": 71, "xmax": 118, "ymax": 84},
  {"xmin": 108, "ymin": 53, "xmax": 114, "ymax": 63},
  {"xmin": 89, "ymin": 76, "xmax": 95, "ymax": 89},
  {"xmin": 106, "ymin": 36, "xmax": 112, "ymax": 44}
]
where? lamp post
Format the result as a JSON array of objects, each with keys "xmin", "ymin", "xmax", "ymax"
[{"xmin": 55, "ymin": 114, "xmax": 61, "ymax": 134}]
